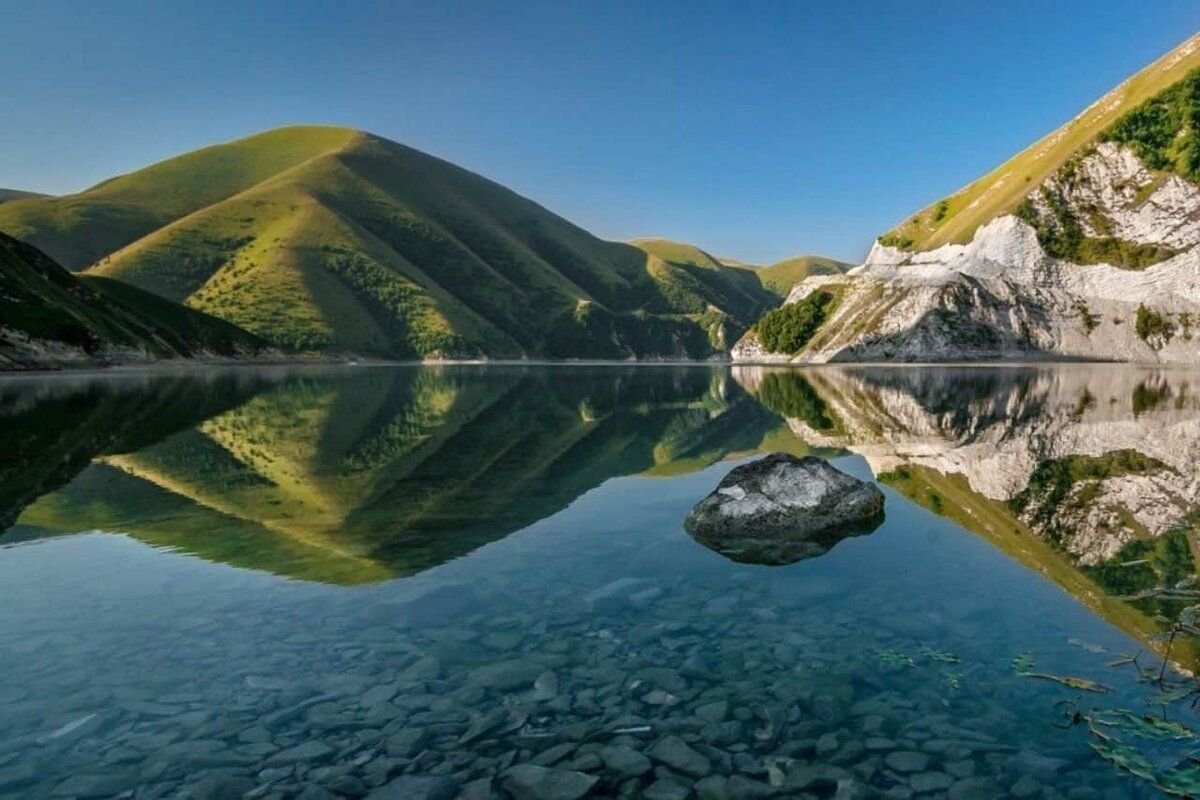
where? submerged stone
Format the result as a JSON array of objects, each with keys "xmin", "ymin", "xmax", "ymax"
[
  {"xmin": 385, "ymin": 727, "xmax": 429, "ymax": 758},
  {"xmin": 598, "ymin": 744, "xmax": 652, "ymax": 778},
  {"xmin": 459, "ymin": 708, "xmax": 510, "ymax": 744},
  {"xmin": 643, "ymin": 778, "xmax": 692, "ymax": 800},
  {"xmin": 469, "ymin": 659, "xmax": 542, "ymax": 691},
  {"xmin": 695, "ymin": 699, "xmax": 730, "ymax": 723},
  {"xmin": 910, "ymin": 771, "xmax": 953, "ymax": 793},
  {"xmin": 500, "ymin": 764, "xmax": 599, "ymax": 800},
  {"xmin": 368, "ymin": 775, "xmax": 459, "ymax": 800},
  {"xmin": 187, "ymin": 775, "xmax": 256, "ymax": 800},
  {"xmin": 947, "ymin": 777, "xmax": 1004, "ymax": 800},
  {"xmin": 684, "ymin": 453, "xmax": 884, "ymax": 565},
  {"xmin": 649, "ymin": 735, "xmax": 712, "ymax": 778},
  {"xmin": 885, "ymin": 751, "xmax": 930, "ymax": 774},
  {"xmin": 531, "ymin": 671, "xmax": 559, "ymax": 701},
  {"xmin": 264, "ymin": 740, "xmax": 336, "ymax": 767}
]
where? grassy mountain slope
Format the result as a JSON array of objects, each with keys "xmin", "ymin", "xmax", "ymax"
[
  {"xmin": 882, "ymin": 32, "xmax": 1200, "ymax": 251},
  {"xmin": 0, "ymin": 127, "xmax": 357, "ymax": 269},
  {"xmin": 629, "ymin": 237, "xmax": 727, "ymax": 269},
  {"xmin": 1, "ymin": 127, "xmax": 777, "ymax": 359},
  {"xmin": 0, "ymin": 232, "xmax": 266, "ymax": 369},
  {"xmin": 756, "ymin": 254, "xmax": 852, "ymax": 297},
  {"xmin": 0, "ymin": 189, "xmax": 49, "ymax": 205}
]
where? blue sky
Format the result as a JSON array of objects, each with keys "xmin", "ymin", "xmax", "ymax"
[{"xmin": 3, "ymin": 1, "xmax": 1198, "ymax": 263}]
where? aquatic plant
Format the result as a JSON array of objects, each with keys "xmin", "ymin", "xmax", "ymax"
[
  {"xmin": 1040, "ymin": 580, "xmax": 1200, "ymax": 796},
  {"xmin": 918, "ymin": 646, "xmax": 961, "ymax": 664}
]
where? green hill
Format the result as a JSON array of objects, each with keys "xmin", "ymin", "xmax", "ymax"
[
  {"xmin": 0, "ymin": 232, "xmax": 267, "ymax": 369},
  {"xmin": 0, "ymin": 127, "xmax": 778, "ymax": 360},
  {"xmin": 0, "ymin": 127, "xmax": 359, "ymax": 269},
  {"xmin": 631, "ymin": 239, "xmax": 851, "ymax": 300},
  {"xmin": 629, "ymin": 237, "xmax": 728, "ymax": 269},
  {"xmin": 881, "ymin": 32, "xmax": 1200, "ymax": 251},
  {"xmin": 0, "ymin": 189, "xmax": 48, "ymax": 205},
  {"xmin": 756, "ymin": 254, "xmax": 852, "ymax": 297}
]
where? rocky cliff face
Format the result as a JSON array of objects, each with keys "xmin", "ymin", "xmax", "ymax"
[{"xmin": 735, "ymin": 58, "xmax": 1200, "ymax": 364}]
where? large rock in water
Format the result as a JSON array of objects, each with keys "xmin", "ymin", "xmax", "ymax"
[{"xmin": 685, "ymin": 453, "xmax": 884, "ymax": 565}]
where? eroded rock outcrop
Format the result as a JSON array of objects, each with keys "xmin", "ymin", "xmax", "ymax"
[
  {"xmin": 684, "ymin": 452, "xmax": 884, "ymax": 565},
  {"xmin": 734, "ymin": 200, "xmax": 1200, "ymax": 364}
]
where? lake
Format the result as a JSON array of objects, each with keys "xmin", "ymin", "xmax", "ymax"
[{"xmin": 2, "ymin": 364, "xmax": 1199, "ymax": 799}]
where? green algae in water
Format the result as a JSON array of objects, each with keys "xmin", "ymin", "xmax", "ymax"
[
  {"xmin": 919, "ymin": 645, "xmax": 961, "ymax": 664},
  {"xmin": 874, "ymin": 648, "xmax": 915, "ymax": 668}
]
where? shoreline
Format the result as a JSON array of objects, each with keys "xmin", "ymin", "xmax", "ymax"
[{"xmin": 4, "ymin": 355, "xmax": 1199, "ymax": 381}]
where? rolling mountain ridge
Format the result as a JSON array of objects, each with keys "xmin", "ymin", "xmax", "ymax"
[
  {"xmin": 754, "ymin": 254, "xmax": 852, "ymax": 298},
  {"xmin": 0, "ymin": 189, "xmax": 49, "ymax": 205},
  {"xmin": 629, "ymin": 239, "xmax": 851, "ymax": 298},
  {"xmin": 0, "ymin": 128, "xmax": 782, "ymax": 361}
]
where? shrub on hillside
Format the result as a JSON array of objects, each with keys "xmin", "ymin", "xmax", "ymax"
[
  {"xmin": 754, "ymin": 290, "xmax": 835, "ymax": 354},
  {"xmin": 876, "ymin": 233, "xmax": 914, "ymax": 250},
  {"xmin": 1135, "ymin": 304, "xmax": 1174, "ymax": 345},
  {"xmin": 1016, "ymin": 191, "xmax": 1171, "ymax": 269}
]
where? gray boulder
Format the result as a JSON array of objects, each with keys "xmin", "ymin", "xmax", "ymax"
[{"xmin": 684, "ymin": 453, "xmax": 884, "ymax": 565}]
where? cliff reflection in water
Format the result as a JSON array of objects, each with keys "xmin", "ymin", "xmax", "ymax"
[
  {"xmin": 736, "ymin": 364, "xmax": 1200, "ymax": 655},
  {"xmin": 1, "ymin": 366, "xmax": 796, "ymax": 584}
]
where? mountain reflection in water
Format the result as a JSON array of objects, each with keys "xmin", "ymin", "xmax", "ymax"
[
  {"xmin": 3, "ymin": 364, "xmax": 1199, "ymax": 650},
  {"xmin": 1, "ymin": 366, "xmax": 788, "ymax": 583}
]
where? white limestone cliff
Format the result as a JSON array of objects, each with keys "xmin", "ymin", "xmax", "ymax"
[{"xmin": 733, "ymin": 143, "xmax": 1200, "ymax": 364}]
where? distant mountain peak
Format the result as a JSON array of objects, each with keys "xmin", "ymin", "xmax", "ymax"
[{"xmin": 0, "ymin": 188, "xmax": 50, "ymax": 205}]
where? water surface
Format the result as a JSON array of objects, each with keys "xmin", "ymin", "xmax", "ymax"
[{"xmin": 3, "ymin": 364, "xmax": 1199, "ymax": 799}]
